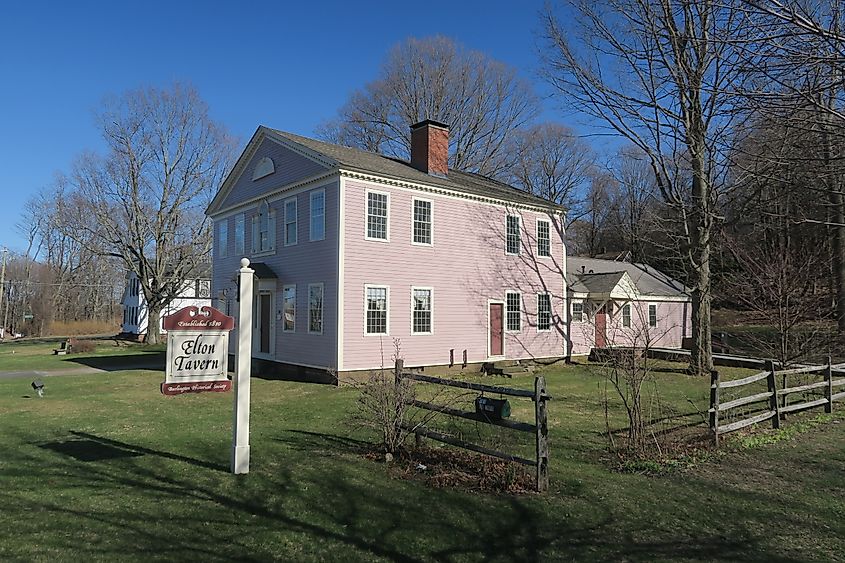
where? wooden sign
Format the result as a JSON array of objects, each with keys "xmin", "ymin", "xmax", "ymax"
[{"xmin": 161, "ymin": 306, "xmax": 234, "ymax": 395}]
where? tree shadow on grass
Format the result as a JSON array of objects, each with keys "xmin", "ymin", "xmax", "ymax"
[
  {"xmin": 62, "ymin": 352, "xmax": 165, "ymax": 372},
  {"xmin": 0, "ymin": 425, "xmax": 809, "ymax": 562}
]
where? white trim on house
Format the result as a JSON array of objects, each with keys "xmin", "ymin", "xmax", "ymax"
[
  {"xmin": 363, "ymin": 284, "xmax": 390, "ymax": 336},
  {"xmin": 337, "ymin": 177, "xmax": 346, "ymax": 371},
  {"xmin": 410, "ymin": 197, "xmax": 434, "ymax": 247},
  {"xmin": 410, "ymin": 286, "xmax": 434, "ymax": 335},
  {"xmin": 364, "ymin": 189, "xmax": 390, "ymax": 242},
  {"xmin": 210, "ymin": 172, "xmax": 339, "ymax": 219}
]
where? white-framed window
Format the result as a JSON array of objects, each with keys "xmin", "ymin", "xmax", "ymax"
[
  {"xmin": 537, "ymin": 293, "xmax": 552, "ymax": 331},
  {"xmin": 411, "ymin": 287, "xmax": 433, "ymax": 334},
  {"xmin": 235, "ymin": 213, "xmax": 245, "ymax": 254},
  {"xmin": 365, "ymin": 285, "xmax": 388, "ymax": 334},
  {"xmin": 571, "ymin": 301, "xmax": 584, "ymax": 323},
  {"xmin": 622, "ymin": 304, "xmax": 632, "ymax": 328},
  {"xmin": 366, "ymin": 191, "xmax": 389, "ymax": 241},
  {"xmin": 195, "ymin": 280, "xmax": 210, "ymax": 299},
  {"xmin": 506, "ymin": 215, "xmax": 520, "ymax": 255},
  {"xmin": 308, "ymin": 283, "xmax": 324, "ymax": 334},
  {"xmin": 648, "ymin": 304, "xmax": 658, "ymax": 327},
  {"xmin": 412, "ymin": 198, "xmax": 432, "ymax": 245},
  {"xmin": 537, "ymin": 219, "xmax": 551, "ymax": 257},
  {"xmin": 218, "ymin": 219, "xmax": 228, "ymax": 258},
  {"xmin": 252, "ymin": 201, "xmax": 275, "ymax": 253},
  {"xmin": 282, "ymin": 285, "xmax": 296, "ymax": 332},
  {"xmin": 284, "ymin": 197, "xmax": 297, "ymax": 246},
  {"xmin": 310, "ymin": 189, "xmax": 325, "ymax": 241},
  {"xmin": 506, "ymin": 291, "xmax": 521, "ymax": 332}
]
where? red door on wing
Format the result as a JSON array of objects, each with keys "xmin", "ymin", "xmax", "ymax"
[
  {"xmin": 490, "ymin": 303, "xmax": 504, "ymax": 356},
  {"xmin": 595, "ymin": 304, "xmax": 607, "ymax": 348}
]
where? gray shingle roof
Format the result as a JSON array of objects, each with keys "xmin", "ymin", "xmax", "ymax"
[
  {"xmin": 567, "ymin": 257, "xmax": 689, "ymax": 298},
  {"xmin": 269, "ymin": 128, "xmax": 562, "ymax": 210}
]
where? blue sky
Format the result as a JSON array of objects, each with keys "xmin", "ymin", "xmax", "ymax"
[{"xmin": 0, "ymin": 0, "xmax": 588, "ymax": 254}]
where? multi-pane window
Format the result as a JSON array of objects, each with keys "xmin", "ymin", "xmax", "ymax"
[
  {"xmin": 285, "ymin": 198, "xmax": 297, "ymax": 246},
  {"xmin": 648, "ymin": 304, "xmax": 658, "ymax": 327},
  {"xmin": 413, "ymin": 199, "xmax": 432, "ymax": 245},
  {"xmin": 571, "ymin": 302, "xmax": 584, "ymax": 323},
  {"xmin": 506, "ymin": 215, "xmax": 520, "ymax": 254},
  {"xmin": 253, "ymin": 201, "xmax": 275, "ymax": 253},
  {"xmin": 218, "ymin": 220, "xmax": 228, "ymax": 258},
  {"xmin": 310, "ymin": 190, "xmax": 325, "ymax": 241},
  {"xmin": 537, "ymin": 220, "xmax": 551, "ymax": 257},
  {"xmin": 506, "ymin": 292, "xmax": 521, "ymax": 331},
  {"xmin": 412, "ymin": 288, "xmax": 432, "ymax": 334},
  {"xmin": 366, "ymin": 286, "xmax": 388, "ymax": 334},
  {"xmin": 195, "ymin": 280, "xmax": 210, "ymax": 298},
  {"xmin": 622, "ymin": 304, "xmax": 632, "ymax": 328},
  {"xmin": 537, "ymin": 294, "xmax": 551, "ymax": 331},
  {"xmin": 367, "ymin": 192, "xmax": 388, "ymax": 240},
  {"xmin": 235, "ymin": 214, "xmax": 245, "ymax": 254},
  {"xmin": 282, "ymin": 285, "xmax": 296, "ymax": 332},
  {"xmin": 308, "ymin": 284, "xmax": 323, "ymax": 334}
]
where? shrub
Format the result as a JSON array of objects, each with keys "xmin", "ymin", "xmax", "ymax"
[{"xmin": 68, "ymin": 339, "xmax": 97, "ymax": 354}]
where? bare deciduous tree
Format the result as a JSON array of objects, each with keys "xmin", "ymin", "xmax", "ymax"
[
  {"xmin": 541, "ymin": 0, "xmax": 750, "ymax": 374},
  {"xmin": 319, "ymin": 36, "xmax": 539, "ymax": 176},
  {"xmin": 502, "ymin": 122, "xmax": 595, "ymax": 225},
  {"xmin": 56, "ymin": 84, "xmax": 236, "ymax": 344}
]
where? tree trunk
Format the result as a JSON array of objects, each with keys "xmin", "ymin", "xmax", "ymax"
[
  {"xmin": 689, "ymin": 144, "xmax": 714, "ymax": 375},
  {"xmin": 145, "ymin": 304, "xmax": 161, "ymax": 345}
]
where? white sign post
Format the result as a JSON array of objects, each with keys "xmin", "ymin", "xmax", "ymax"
[{"xmin": 232, "ymin": 258, "xmax": 254, "ymax": 474}]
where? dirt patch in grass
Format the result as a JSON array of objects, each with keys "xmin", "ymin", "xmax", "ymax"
[{"xmin": 366, "ymin": 446, "xmax": 536, "ymax": 494}]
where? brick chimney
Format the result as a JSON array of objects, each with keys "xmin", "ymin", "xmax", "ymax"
[{"xmin": 410, "ymin": 120, "xmax": 449, "ymax": 176}]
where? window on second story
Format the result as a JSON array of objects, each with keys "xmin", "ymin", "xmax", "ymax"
[
  {"xmin": 413, "ymin": 199, "xmax": 432, "ymax": 245},
  {"xmin": 285, "ymin": 197, "xmax": 297, "ymax": 246},
  {"xmin": 235, "ymin": 213, "xmax": 245, "ymax": 254},
  {"xmin": 218, "ymin": 220, "xmax": 228, "ymax": 258},
  {"xmin": 506, "ymin": 291, "xmax": 521, "ymax": 331},
  {"xmin": 537, "ymin": 220, "xmax": 551, "ymax": 257},
  {"xmin": 195, "ymin": 280, "xmax": 210, "ymax": 299},
  {"xmin": 537, "ymin": 293, "xmax": 551, "ymax": 331},
  {"xmin": 622, "ymin": 304, "xmax": 632, "ymax": 327},
  {"xmin": 367, "ymin": 191, "xmax": 388, "ymax": 240},
  {"xmin": 506, "ymin": 215, "xmax": 520, "ymax": 254},
  {"xmin": 252, "ymin": 201, "xmax": 275, "ymax": 253},
  {"xmin": 648, "ymin": 304, "xmax": 658, "ymax": 327},
  {"xmin": 310, "ymin": 189, "xmax": 325, "ymax": 241}
]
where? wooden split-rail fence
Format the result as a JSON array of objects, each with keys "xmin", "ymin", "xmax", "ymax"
[
  {"xmin": 394, "ymin": 359, "xmax": 551, "ymax": 492},
  {"xmin": 709, "ymin": 356, "xmax": 845, "ymax": 444}
]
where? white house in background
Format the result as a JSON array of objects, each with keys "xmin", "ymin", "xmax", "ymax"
[
  {"xmin": 120, "ymin": 267, "xmax": 212, "ymax": 338},
  {"xmin": 566, "ymin": 256, "xmax": 692, "ymax": 356}
]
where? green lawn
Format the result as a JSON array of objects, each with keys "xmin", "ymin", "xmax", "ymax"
[
  {"xmin": 0, "ymin": 338, "xmax": 165, "ymax": 372},
  {"xmin": 1, "ymin": 359, "xmax": 843, "ymax": 561}
]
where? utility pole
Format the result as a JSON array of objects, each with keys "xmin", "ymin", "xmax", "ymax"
[{"xmin": 0, "ymin": 248, "xmax": 6, "ymax": 339}]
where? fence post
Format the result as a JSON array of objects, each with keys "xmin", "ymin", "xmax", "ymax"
[
  {"xmin": 825, "ymin": 355, "xmax": 833, "ymax": 414},
  {"xmin": 709, "ymin": 369, "xmax": 720, "ymax": 446},
  {"xmin": 766, "ymin": 360, "xmax": 780, "ymax": 429},
  {"xmin": 534, "ymin": 375, "xmax": 549, "ymax": 493},
  {"xmin": 449, "ymin": 349, "xmax": 454, "ymax": 368}
]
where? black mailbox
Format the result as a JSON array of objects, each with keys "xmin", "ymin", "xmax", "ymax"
[{"xmin": 475, "ymin": 396, "xmax": 511, "ymax": 420}]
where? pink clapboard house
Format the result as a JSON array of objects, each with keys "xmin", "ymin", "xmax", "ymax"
[{"xmin": 206, "ymin": 121, "xmax": 569, "ymax": 379}]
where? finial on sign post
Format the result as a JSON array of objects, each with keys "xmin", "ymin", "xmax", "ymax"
[{"xmin": 240, "ymin": 257, "xmax": 251, "ymax": 270}]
